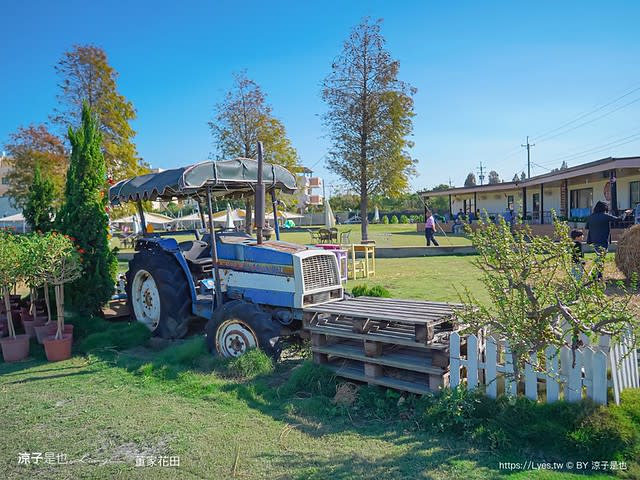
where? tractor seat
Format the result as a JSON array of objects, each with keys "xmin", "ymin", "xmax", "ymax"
[{"xmin": 179, "ymin": 240, "xmax": 213, "ymax": 274}]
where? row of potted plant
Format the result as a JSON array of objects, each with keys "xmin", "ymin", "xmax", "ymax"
[{"xmin": 0, "ymin": 231, "xmax": 82, "ymax": 362}]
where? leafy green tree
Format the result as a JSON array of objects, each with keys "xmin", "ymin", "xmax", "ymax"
[
  {"xmin": 488, "ymin": 170, "xmax": 500, "ymax": 184},
  {"xmin": 57, "ymin": 103, "xmax": 117, "ymax": 314},
  {"xmin": 424, "ymin": 184, "xmax": 450, "ymax": 215},
  {"xmin": 457, "ymin": 219, "xmax": 638, "ymax": 379},
  {"xmin": 209, "ymin": 71, "xmax": 300, "ymax": 232},
  {"xmin": 52, "ymin": 44, "xmax": 147, "ymax": 181},
  {"xmin": 322, "ymin": 18, "xmax": 417, "ymax": 241},
  {"xmin": 23, "ymin": 163, "xmax": 55, "ymax": 232},
  {"xmin": 3, "ymin": 125, "xmax": 67, "ymax": 208}
]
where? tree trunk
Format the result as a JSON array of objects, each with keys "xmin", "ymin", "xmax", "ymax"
[
  {"xmin": 360, "ymin": 190, "xmax": 368, "ymax": 241},
  {"xmin": 44, "ymin": 282, "xmax": 51, "ymax": 324},
  {"xmin": 55, "ymin": 284, "xmax": 65, "ymax": 340},
  {"xmin": 3, "ymin": 287, "xmax": 15, "ymax": 338}
]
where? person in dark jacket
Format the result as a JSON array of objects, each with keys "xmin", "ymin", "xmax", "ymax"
[{"xmin": 585, "ymin": 201, "xmax": 632, "ymax": 279}]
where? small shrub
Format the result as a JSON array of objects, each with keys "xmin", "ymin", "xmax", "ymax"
[
  {"xmin": 399, "ymin": 215, "xmax": 409, "ymax": 224},
  {"xmin": 350, "ymin": 284, "xmax": 391, "ymax": 298},
  {"xmin": 570, "ymin": 389, "xmax": 640, "ymax": 460},
  {"xmin": 422, "ymin": 387, "xmax": 484, "ymax": 434},
  {"xmin": 381, "ymin": 215, "xmax": 389, "ymax": 224},
  {"xmin": 155, "ymin": 336, "xmax": 210, "ymax": 369},
  {"xmin": 73, "ymin": 316, "xmax": 151, "ymax": 352},
  {"xmin": 390, "ymin": 215, "xmax": 399, "ymax": 224},
  {"xmin": 280, "ymin": 361, "xmax": 337, "ymax": 397},
  {"xmin": 227, "ymin": 348, "xmax": 274, "ymax": 378}
]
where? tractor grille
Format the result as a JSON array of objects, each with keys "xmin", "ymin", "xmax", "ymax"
[{"xmin": 301, "ymin": 254, "xmax": 340, "ymax": 291}]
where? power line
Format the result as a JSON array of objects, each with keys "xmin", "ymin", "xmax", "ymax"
[
  {"xmin": 533, "ymin": 125, "xmax": 640, "ymax": 167},
  {"xmin": 540, "ymin": 133, "xmax": 640, "ymax": 166},
  {"xmin": 534, "ymin": 96, "xmax": 640, "ymax": 144},
  {"xmin": 531, "ymin": 83, "xmax": 640, "ymax": 142}
]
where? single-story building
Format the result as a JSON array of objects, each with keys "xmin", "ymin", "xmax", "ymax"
[{"xmin": 419, "ymin": 156, "xmax": 640, "ymax": 238}]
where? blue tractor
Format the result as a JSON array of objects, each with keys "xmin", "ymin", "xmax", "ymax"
[{"xmin": 109, "ymin": 153, "xmax": 343, "ymax": 359}]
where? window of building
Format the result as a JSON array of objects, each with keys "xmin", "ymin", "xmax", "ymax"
[
  {"xmin": 532, "ymin": 193, "xmax": 540, "ymax": 211},
  {"xmin": 570, "ymin": 188, "xmax": 593, "ymax": 210},
  {"xmin": 631, "ymin": 181, "xmax": 640, "ymax": 206},
  {"xmin": 1, "ymin": 176, "xmax": 8, "ymax": 185},
  {"xmin": 506, "ymin": 195, "xmax": 514, "ymax": 209}
]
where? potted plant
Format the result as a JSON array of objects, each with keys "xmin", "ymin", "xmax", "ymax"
[
  {"xmin": 42, "ymin": 233, "xmax": 82, "ymax": 362},
  {"xmin": 26, "ymin": 234, "xmax": 58, "ymax": 344},
  {"xmin": 0, "ymin": 232, "xmax": 30, "ymax": 362},
  {"xmin": 20, "ymin": 234, "xmax": 49, "ymax": 339}
]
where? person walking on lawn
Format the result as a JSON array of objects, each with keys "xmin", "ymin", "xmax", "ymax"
[
  {"xmin": 425, "ymin": 210, "xmax": 439, "ymax": 246},
  {"xmin": 585, "ymin": 201, "xmax": 632, "ymax": 279}
]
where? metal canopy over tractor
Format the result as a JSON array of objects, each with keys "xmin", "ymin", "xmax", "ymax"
[
  {"xmin": 109, "ymin": 157, "xmax": 298, "ymax": 204},
  {"xmin": 111, "ymin": 146, "xmax": 460, "ymax": 394}
]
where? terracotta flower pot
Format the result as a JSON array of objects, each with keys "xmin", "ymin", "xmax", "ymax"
[
  {"xmin": 0, "ymin": 335, "xmax": 30, "ymax": 362},
  {"xmin": 22, "ymin": 318, "xmax": 46, "ymax": 338},
  {"xmin": 34, "ymin": 323, "xmax": 57, "ymax": 344},
  {"xmin": 43, "ymin": 334, "xmax": 73, "ymax": 362}
]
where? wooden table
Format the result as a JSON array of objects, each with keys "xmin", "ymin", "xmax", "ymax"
[{"xmin": 350, "ymin": 243, "xmax": 376, "ymax": 278}]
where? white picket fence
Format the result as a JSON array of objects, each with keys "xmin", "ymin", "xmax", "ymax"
[{"xmin": 450, "ymin": 332, "xmax": 639, "ymax": 405}]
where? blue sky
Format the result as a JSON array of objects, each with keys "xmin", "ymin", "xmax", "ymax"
[{"xmin": 2, "ymin": 0, "xmax": 639, "ymax": 193}]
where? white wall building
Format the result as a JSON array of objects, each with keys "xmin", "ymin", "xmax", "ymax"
[{"xmin": 420, "ymin": 156, "xmax": 640, "ymax": 224}]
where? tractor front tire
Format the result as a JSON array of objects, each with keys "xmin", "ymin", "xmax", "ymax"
[
  {"xmin": 126, "ymin": 251, "xmax": 192, "ymax": 339},
  {"xmin": 205, "ymin": 300, "xmax": 281, "ymax": 360}
]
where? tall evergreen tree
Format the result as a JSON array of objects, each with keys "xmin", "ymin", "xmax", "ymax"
[
  {"xmin": 322, "ymin": 18, "xmax": 417, "ymax": 240},
  {"xmin": 57, "ymin": 103, "xmax": 116, "ymax": 314},
  {"xmin": 464, "ymin": 173, "xmax": 477, "ymax": 187},
  {"xmin": 488, "ymin": 170, "xmax": 501, "ymax": 184},
  {"xmin": 52, "ymin": 44, "xmax": 147, "ymax": 181},
  {"xmin": 23, "ymin": 163, "xmax": 55, "ymax": 232}
]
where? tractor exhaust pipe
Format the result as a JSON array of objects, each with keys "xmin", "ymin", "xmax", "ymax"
[{"xmin": 256, "ymin": 142, "xmax": 266, "ymax": 245}]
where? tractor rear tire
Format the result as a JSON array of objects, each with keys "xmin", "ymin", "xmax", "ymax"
[
  {"xmin": 205, "ymin": 300, "xmax": 281, "ymax": 360},
  {"xmin": 126, "ymin": 251, "xmax": 192, "ymax": 339}
]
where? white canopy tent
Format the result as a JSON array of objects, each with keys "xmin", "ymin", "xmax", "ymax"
[
  {"xmin": 0, "ymin": 212, "xmax": 28, "ymax": 233},
  {"xmin": 110, "ymin": 212, "xmax": 174, "ymax": 231},
  {"xmin": 373, "ymin": 206, "xmax": 380, "ymax": 223},
  {"xmin": 324, "ymin": 200, "xmax": 336, "ymax": 229}
]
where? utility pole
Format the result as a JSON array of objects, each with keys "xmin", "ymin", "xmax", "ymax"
[
  {"xmin": 521, "ymin": 136, "xmax": 535, "ymax": 179},
  {"xmin": 477, "ymin": 162, "xmax": 486, "ymax": 185},
  {"xmin": 448, "ymin": 177, "xmax": 452, "ymax": 187}
]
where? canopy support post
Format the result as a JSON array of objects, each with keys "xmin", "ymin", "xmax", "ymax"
[
  {"xmin": 206, "ymin": 187, "xmax": 224, "ymax": 309},
  {"xmin": 255, "ymin": 142, "xmax": 266, "ymax": 245},
  {"xmin": 136, "ymin": 200, "xmax": 147, "ymax": 234},
  {"xmin": 271, "ymin": 190, "xmax": 280, "ymax": 241}
]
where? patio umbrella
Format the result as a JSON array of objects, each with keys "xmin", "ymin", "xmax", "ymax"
[
  {"xmin": 324, "ymin": 199, "xmax": 336, "ymax": 228},
  {"xmin": 373, "ymin": 206, "xmax": 380, "ymax": 223},
  {"xmin": 224, "ymin": 203, "xmax": 235, "ymax": 230}
]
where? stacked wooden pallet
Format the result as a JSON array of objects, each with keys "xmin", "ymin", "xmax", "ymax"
[{"xmin": 303, "ymin": 297, "xmax": 463, "ymax": 395}]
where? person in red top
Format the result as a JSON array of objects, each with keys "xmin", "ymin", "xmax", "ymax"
[{"xmin": 424, "ymin": 210, "xmax": 439, "ymax": 246}]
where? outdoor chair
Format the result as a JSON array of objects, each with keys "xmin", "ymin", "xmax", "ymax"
[
  {"xmin": 318, "ymin": 228, "xmax": 332, "ymax": 243},
  {"xmin": 308, "ymin": 229, "xmax": 321, "ymax": 244},
  {"xmin": 339, "ymin": 230, "xmax": 351, "ymax": 245},
  {"xmin": 329, "ymin": 227, "xmax": 339, "ymax": 243}
]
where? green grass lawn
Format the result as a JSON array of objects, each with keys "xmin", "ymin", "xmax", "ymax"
[
  {"xmin": 0, "ymin": 341, "xmax": 622, "ymax": 480},
  {"xmin": 14, "ymin": 251, "xmax": 632, "ymax": 479},
  {"xmin": 346, "ymin": 256, "xmax": 490, "ymax": 306},
  {"xmin": 111, "ymin": 224, "xmax": 472, "ymax": 252}
]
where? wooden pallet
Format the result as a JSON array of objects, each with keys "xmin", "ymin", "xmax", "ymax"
[{"xmin": 304, "ymin": 296, "xmax": 462, "ymax": 394}]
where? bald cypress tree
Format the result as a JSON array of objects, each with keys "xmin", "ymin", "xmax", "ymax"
[{"xmin": 57, "ymin": 103, "xmax": 116, "ymax": 314}]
